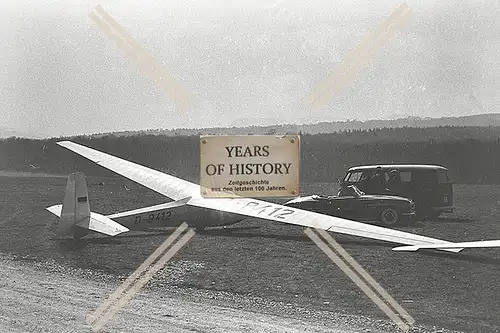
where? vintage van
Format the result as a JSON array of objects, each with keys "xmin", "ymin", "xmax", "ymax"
[{"xmin": 341, "ymin": 164, "xmax": 454, "ymax": 219}]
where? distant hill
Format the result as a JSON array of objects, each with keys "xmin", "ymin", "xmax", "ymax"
[
  {"xmin": 87, "ymin": 113, "xmax": 500, "ymax": 138},
  {"xmin": 3, "ymin": 113, "xmax": 500, "ymax": 140},
  {"xmin": 0, "ymin": 127, "xmax": 48, "ymax": 139}
]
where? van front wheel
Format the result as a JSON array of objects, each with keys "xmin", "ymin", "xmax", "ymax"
[{"xmin": 380, "ymin": 208, "xmax": 400, "ymax": 226}]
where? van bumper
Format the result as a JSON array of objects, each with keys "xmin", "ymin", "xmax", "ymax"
[
  {"xmin": 431, "ymin": 206, "xmax": 454, "ymax": 214},
  {"xmin": 401, "ymin": 212, "xmax": 416, "ymax": 217},
  {"xmin": 401, "ymin": 211, "xmax": 416, "ymax": 223}
]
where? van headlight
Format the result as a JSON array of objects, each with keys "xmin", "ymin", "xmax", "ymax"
[{"xmin": 409, "ymin": 201, "xmax": 415, "ymax": 212}]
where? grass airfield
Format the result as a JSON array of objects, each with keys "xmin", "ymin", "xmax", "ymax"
[{"xmin": 1, "ymin": 174, "xmax": 500, "ymax": 332}]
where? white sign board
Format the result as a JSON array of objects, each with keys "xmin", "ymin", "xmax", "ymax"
[{"xmin": 200, "ymin": 135, "xmax": 300, "ymax": 198}]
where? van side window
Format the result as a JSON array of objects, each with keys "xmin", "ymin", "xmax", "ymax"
[
  {"xmin": 399, "ymin": 171, "xmax": 411, "ymax": 182},
  {"xmin": 413, "ymin": 170, "xmax": 437, "ymax": 184},
  {"xmin": 437, "ymin": 170, "xmax": 449, "ymax": 183},
  {"xmin": 360, "ymin": 171, "xmax": 372, "ymax": 181}
]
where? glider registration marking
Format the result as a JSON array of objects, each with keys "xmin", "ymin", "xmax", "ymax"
[
  {"xmin": 134, "ymin": 211, "xmax": 173, "ymax": 224},
  {"xmin": 241, "ymin": 201, "xmax": 295, "ymax": 219}
]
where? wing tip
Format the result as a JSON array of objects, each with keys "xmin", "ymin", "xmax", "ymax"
[
  {"xmin": 57, "ymin": 140, "xmax": 72, "ymax": 146},
  {"xmin": 392, "ymin": 245, "xmax": 463, "ymax": 253}
]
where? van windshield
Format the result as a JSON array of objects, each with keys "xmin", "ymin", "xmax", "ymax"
[
  {"xmin": 344, "ymin": 171, "xmax": 373, "ymax": 182},
  {"xmin": 344, "ymin": 171, "xmax": 363, "ymax": 182}
]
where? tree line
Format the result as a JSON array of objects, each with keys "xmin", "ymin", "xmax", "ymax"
[{"xmin": 2, "ymin": 126, "xmax": 500, "ymax": 184}]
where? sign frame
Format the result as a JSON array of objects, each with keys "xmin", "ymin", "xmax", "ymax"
[{"xmin": 199, "ymin": 134, "xmax": 300, "ymax": 198}]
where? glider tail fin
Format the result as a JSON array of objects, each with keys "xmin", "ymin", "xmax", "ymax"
[
  {"xmin": 59, "ymin": 172, "xmax": 91, "ymax": 238},
  {"xmin": 46, "ymin": 172, "xmax": 129, "ymax": 239}
]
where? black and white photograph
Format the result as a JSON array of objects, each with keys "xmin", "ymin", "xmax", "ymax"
[{"xmin": 1, "ymin": 1, "xmax": 500, "ymax": 332}]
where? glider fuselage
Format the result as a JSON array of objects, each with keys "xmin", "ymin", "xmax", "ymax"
[{"xmin": 107, "ymin": 204, "xmax": 245, "ymax": 230}]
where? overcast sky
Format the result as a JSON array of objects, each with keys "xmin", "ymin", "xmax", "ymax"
[{"xmin": 1, "ymin": 0, "xmax": 499, "ymax": 137}]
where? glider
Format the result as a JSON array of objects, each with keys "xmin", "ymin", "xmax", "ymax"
[
  {"xmin": 47, "ymin": 140, "xmax": 500, "ymax": 253},
  {"xmin": 47, "ymin": 172, "xmax": 247, "ymax": 239}
]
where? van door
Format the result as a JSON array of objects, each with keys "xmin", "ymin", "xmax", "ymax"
[
  {"xmin": 411, "ymin": 169, "xmax": 436, "ymax": 213},
  {"xmin": 391, "ymin": 170, "xmax": 413, "ymax": 198},
  {"xmin": 435, "ymin": 169, "xmax": 453, "ymax": 209},
  {"xmin": 411, "ymin": 169, "xmax": 452, "ymax": 216}
]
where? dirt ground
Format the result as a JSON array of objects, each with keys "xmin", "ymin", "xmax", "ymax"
[
  {"xmin": 1, "ymin": 253, "xmax": 390, "ymax": 333},
  {"xmin": 1, "ymin": 175, "xmax": 499, "ymax": 332}
]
